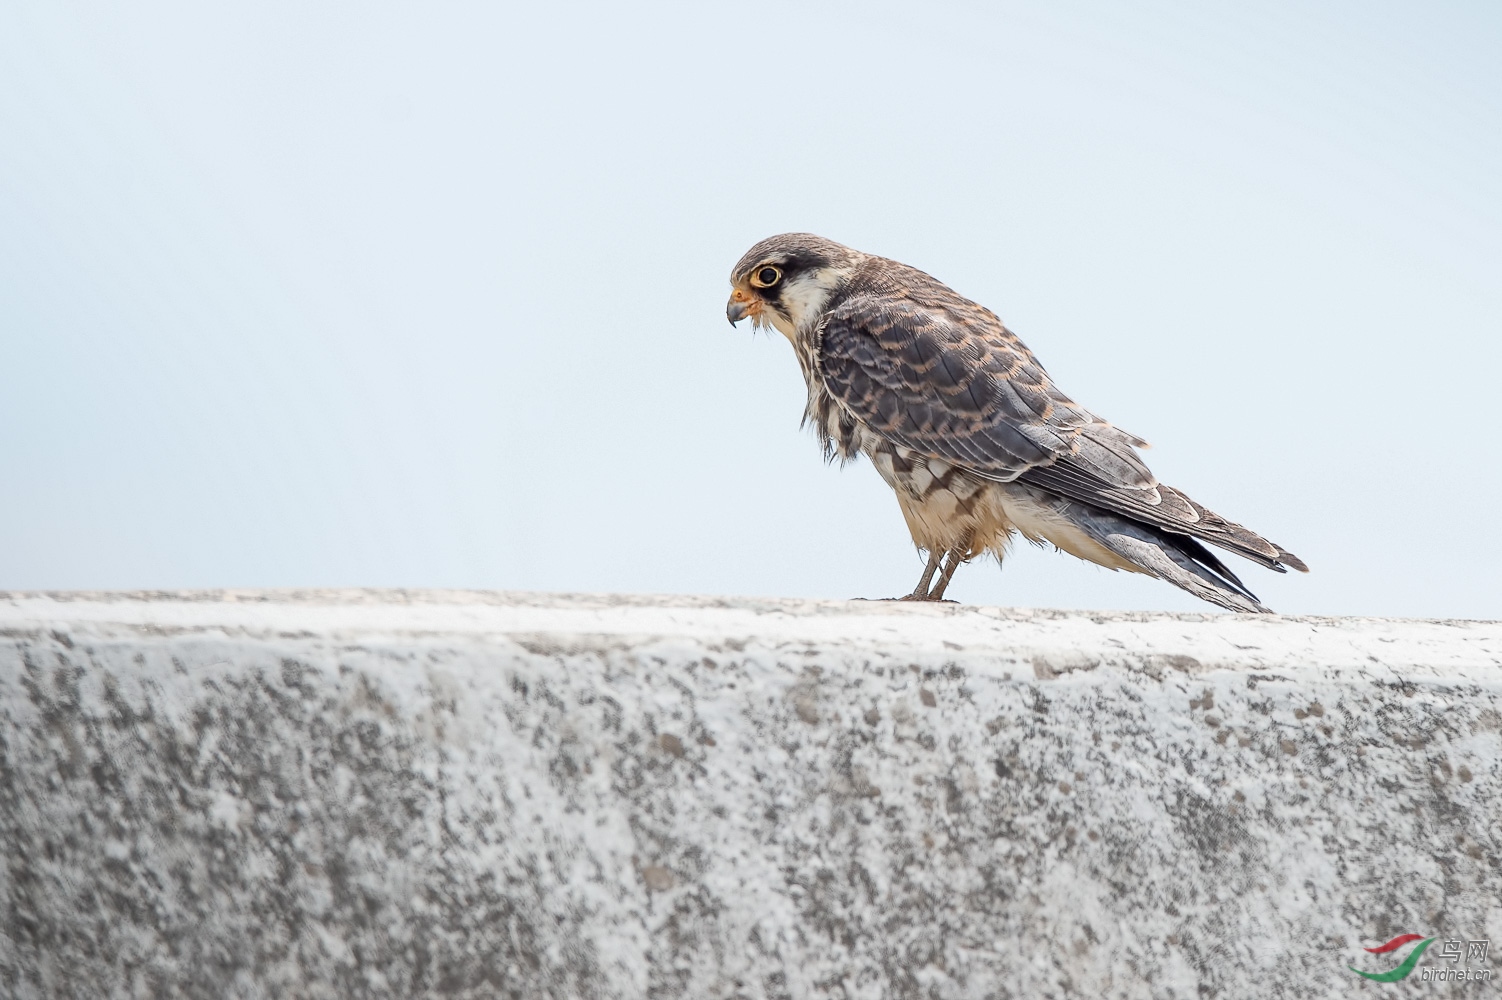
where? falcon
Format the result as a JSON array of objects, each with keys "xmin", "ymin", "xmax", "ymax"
[{"xmin": 726, "ymin": 233, "xmax": 1307, "ymax": 612}]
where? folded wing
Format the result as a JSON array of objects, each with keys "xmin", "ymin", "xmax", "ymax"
[{"xmin": 817, "ymin": 287, "xmax": 1306, "ymax": 574}]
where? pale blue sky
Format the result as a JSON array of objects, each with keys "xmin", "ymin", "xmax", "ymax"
[{"xmin": 1, "ymin": 2, "xmax": 1498, "ymax": 617}]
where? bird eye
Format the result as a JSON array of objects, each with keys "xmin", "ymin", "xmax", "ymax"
[{"xmin": 751, "ymin": 265, "xmax": 782, "ymax": 288}]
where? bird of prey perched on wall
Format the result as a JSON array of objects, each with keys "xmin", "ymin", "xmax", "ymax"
[{"xmin": 726, "ymin": 233, "xmax": 1307, "ymax": 613}]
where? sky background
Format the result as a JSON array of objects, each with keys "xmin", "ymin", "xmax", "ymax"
[{"xmin": 1, "ymin": 1, "xmax": 1498, "ymax": 618}]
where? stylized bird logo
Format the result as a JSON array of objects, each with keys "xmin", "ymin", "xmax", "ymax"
[
  {"xmin": 727, "ymin": 233, "xmax": 1307, "ymax": 611},
  {"xmin": 1350, "ymin": 934, "xmax": 1435, "ymax": 981}
]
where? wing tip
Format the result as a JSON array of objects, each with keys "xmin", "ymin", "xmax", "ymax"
[{"xmin": 1277, "ymin": 551, "xmax": 1310, "ymax": 574}]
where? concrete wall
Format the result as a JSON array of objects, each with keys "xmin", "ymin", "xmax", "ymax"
[{"xmin": 2, "ymin": 590, "xmax": 1499, "ymax": 999}]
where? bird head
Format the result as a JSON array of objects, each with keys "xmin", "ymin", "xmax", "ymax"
[{"xmin": 727, "ymin": 233, "xmax": 863, "ymax": 340}]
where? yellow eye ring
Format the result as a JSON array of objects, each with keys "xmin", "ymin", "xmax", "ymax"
[{"xmin": 750, "ymin": 265, "xmax": 782, "ymax": 288}]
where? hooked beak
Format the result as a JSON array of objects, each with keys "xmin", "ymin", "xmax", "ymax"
[{"xmin": 726, "ymin": 288, "xmax": 756, "ymax": 327}]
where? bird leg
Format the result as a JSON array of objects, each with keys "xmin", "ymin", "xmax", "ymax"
[
  {"xmin": 926, "ymin": 548, "xmax": 967, "ymax": 601},
  {"xmin": 899, "ymin": 550, "xmax": 944, "ymax": 600}
]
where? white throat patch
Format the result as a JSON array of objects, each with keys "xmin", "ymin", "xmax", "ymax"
[{"xmin": 767, "ymin": 265, "xmax": 855, "ymax": 341}]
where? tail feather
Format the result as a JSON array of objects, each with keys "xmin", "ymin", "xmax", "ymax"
[
  {"xmin": 1067, "ymin": 503, "xmax": 1273, "ymax": 613},
  {"xmin": 1020, "ymin": 460, "xmax": 1308, "ymax": 575}
]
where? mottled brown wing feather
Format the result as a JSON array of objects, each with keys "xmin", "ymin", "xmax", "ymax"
[
  {"xmin": 819, "ymin": 286, "xmax": 1153, "ymax": 486},
  {"xmin": 817, "ymin": 264, "xmax": 1308, "ymax": 574}
]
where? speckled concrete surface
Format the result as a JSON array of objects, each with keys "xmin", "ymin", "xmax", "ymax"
[{"xmin": 1, "ymin": 590, "xmax": 1499, "ymax": 999}]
